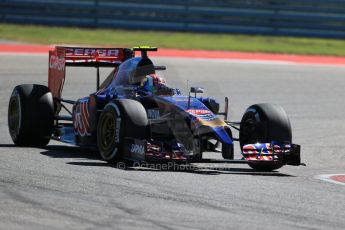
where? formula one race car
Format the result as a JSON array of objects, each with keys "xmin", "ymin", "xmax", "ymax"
[{"xmin": 8, "ymin": 46, "xmax": 301, "ymax": 171}]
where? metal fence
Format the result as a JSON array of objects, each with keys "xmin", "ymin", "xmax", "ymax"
[{"xmin": 1, "ymin": 0, "xmax": 345, "ymax": 38}]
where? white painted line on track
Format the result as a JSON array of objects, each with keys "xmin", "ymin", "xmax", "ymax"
[{"xmin": 315, "ymin": 174, "xmax": 345, "ymax": 186}]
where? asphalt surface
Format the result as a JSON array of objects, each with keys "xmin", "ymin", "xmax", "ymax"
[{"xmin": 0, "ymin": 54, "xmax": 344, "ymax": 230}]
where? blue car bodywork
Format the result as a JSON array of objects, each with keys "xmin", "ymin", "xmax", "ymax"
[{"xmin": 47, "ymin": 46, "xmax": 301, "ymax": 169}]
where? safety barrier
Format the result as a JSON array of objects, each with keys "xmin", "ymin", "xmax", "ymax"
[{"xmin": 1, "ymin": 0, "xmax": 345, "ymax": 38}]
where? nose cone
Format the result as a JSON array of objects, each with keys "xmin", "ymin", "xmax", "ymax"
[{"xmin": 213, "ymin": 126, "xmax": 233, "ymax": 145}]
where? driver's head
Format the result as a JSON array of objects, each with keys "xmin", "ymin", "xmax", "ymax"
[{"xmin": 140, "ymin": 74, "xmax": 167, "ymax": 93}]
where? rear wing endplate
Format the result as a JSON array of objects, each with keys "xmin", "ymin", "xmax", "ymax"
[{"xmin": 48, "ymin": 46, "xmax": 134, "ymax": 98}]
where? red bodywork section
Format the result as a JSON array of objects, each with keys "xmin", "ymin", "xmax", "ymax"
[{"xmin": 48, "ymin": 48, "xmax": 66, "ymax": 99}]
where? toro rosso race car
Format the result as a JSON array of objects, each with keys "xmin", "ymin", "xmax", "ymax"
[{"xmin": 8, "ymin": 46, "xmax": 302, "ymax": 171}]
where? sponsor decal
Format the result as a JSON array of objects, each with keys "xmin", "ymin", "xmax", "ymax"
[
  {"xmin": 186, "ymin": 109, "xmax": 210, "ymax": 115},
  {"xmin": 65, "ymin": 48, "xmax": 119, "ymax": 57},
  {"xmin": 73, "ymin": 102, "xmax": 91, "ymax": 136},
  {"xmin": 186, "ymin": 109, "xmax": 216, "ymax": 121},
  {"xmin": 130, "ymin": 143, "xmax": 145, "ymax": 155},
  {"xmin": 49, "ymin": 55, "xmax": 65, "ymax": 71},
  {"xmin": 115, "ymin": 118, "xmax": 121, "ymax": 143},
  {"xmin": 147, "ymin": 109, "xmax": 160, "ymax": 119}
]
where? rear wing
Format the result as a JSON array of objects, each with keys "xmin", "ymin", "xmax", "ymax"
[{"xmin": 48, "ymin": 46, "xmax": 134, "ymax": 98}]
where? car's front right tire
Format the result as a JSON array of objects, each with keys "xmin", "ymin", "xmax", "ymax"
[{"xmin": 240, "ymin": 103, "xmax": 292, "ymax": 171}]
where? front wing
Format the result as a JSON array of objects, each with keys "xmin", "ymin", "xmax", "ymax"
[{"xmin": 121, "ymin": 138, "xmax": 301, "ymax": 166}]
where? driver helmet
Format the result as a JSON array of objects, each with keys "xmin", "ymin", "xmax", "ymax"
[{"xmin": 140, "ymin": 74, "xmax": 167, "ymax": 93}]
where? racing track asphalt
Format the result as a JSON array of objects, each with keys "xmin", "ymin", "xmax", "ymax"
[{"xmin": 0, "ymin": 53, "xmax": 344, "ymax": 230}]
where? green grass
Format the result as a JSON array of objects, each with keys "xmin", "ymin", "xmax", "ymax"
[{"xmin": 1, "ymin": 23, "xmax": 345, "ymax": 56}]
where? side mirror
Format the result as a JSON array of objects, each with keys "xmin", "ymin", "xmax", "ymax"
[
  {"xmin": 188, "ymin": 87, "xmax": 204, "ymax": 108},
  {"xmin": 190, "ymin": 87, "xmax": 204, "ymax": 94}
]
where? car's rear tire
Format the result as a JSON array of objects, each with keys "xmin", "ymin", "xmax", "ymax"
[
  {"xmin": 240, "ymin": 103, "xmax": 292, "ymax": 171},
  {"xmin": 8, "ymin": 84, "xmax": 54, "ymax": 147},
  {"xmin": 97, "ymin": 99, "xmax": 148, "ymax": 163}
]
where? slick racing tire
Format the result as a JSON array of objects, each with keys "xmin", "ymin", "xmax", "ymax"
[
  {"xmin": 239, "ymin": 103, "xmax": 292, "ymax": 171},
  {"xmin": 222, "ymin": 127, "xmax": 234, "ymax": 160},
  {"xmin": 8, "ymin": 84, "xmax": 54, "ymax": 147},
  {"xmin": 97, "ymin": 99, "xmax": 148, "ymax": 164},
  {"xmin": 222, "ymin": 143, "xmax": 234, "ymax": 160}
]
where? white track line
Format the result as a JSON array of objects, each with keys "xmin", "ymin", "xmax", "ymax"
[{"xmin": 315, "ymin": 174, "xmax": 345, "ymax": 186}]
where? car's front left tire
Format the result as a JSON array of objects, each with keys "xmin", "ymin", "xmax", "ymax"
[{"xmin": 97, "ymin": 99, "xmax": 148, "ymax": 163}]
